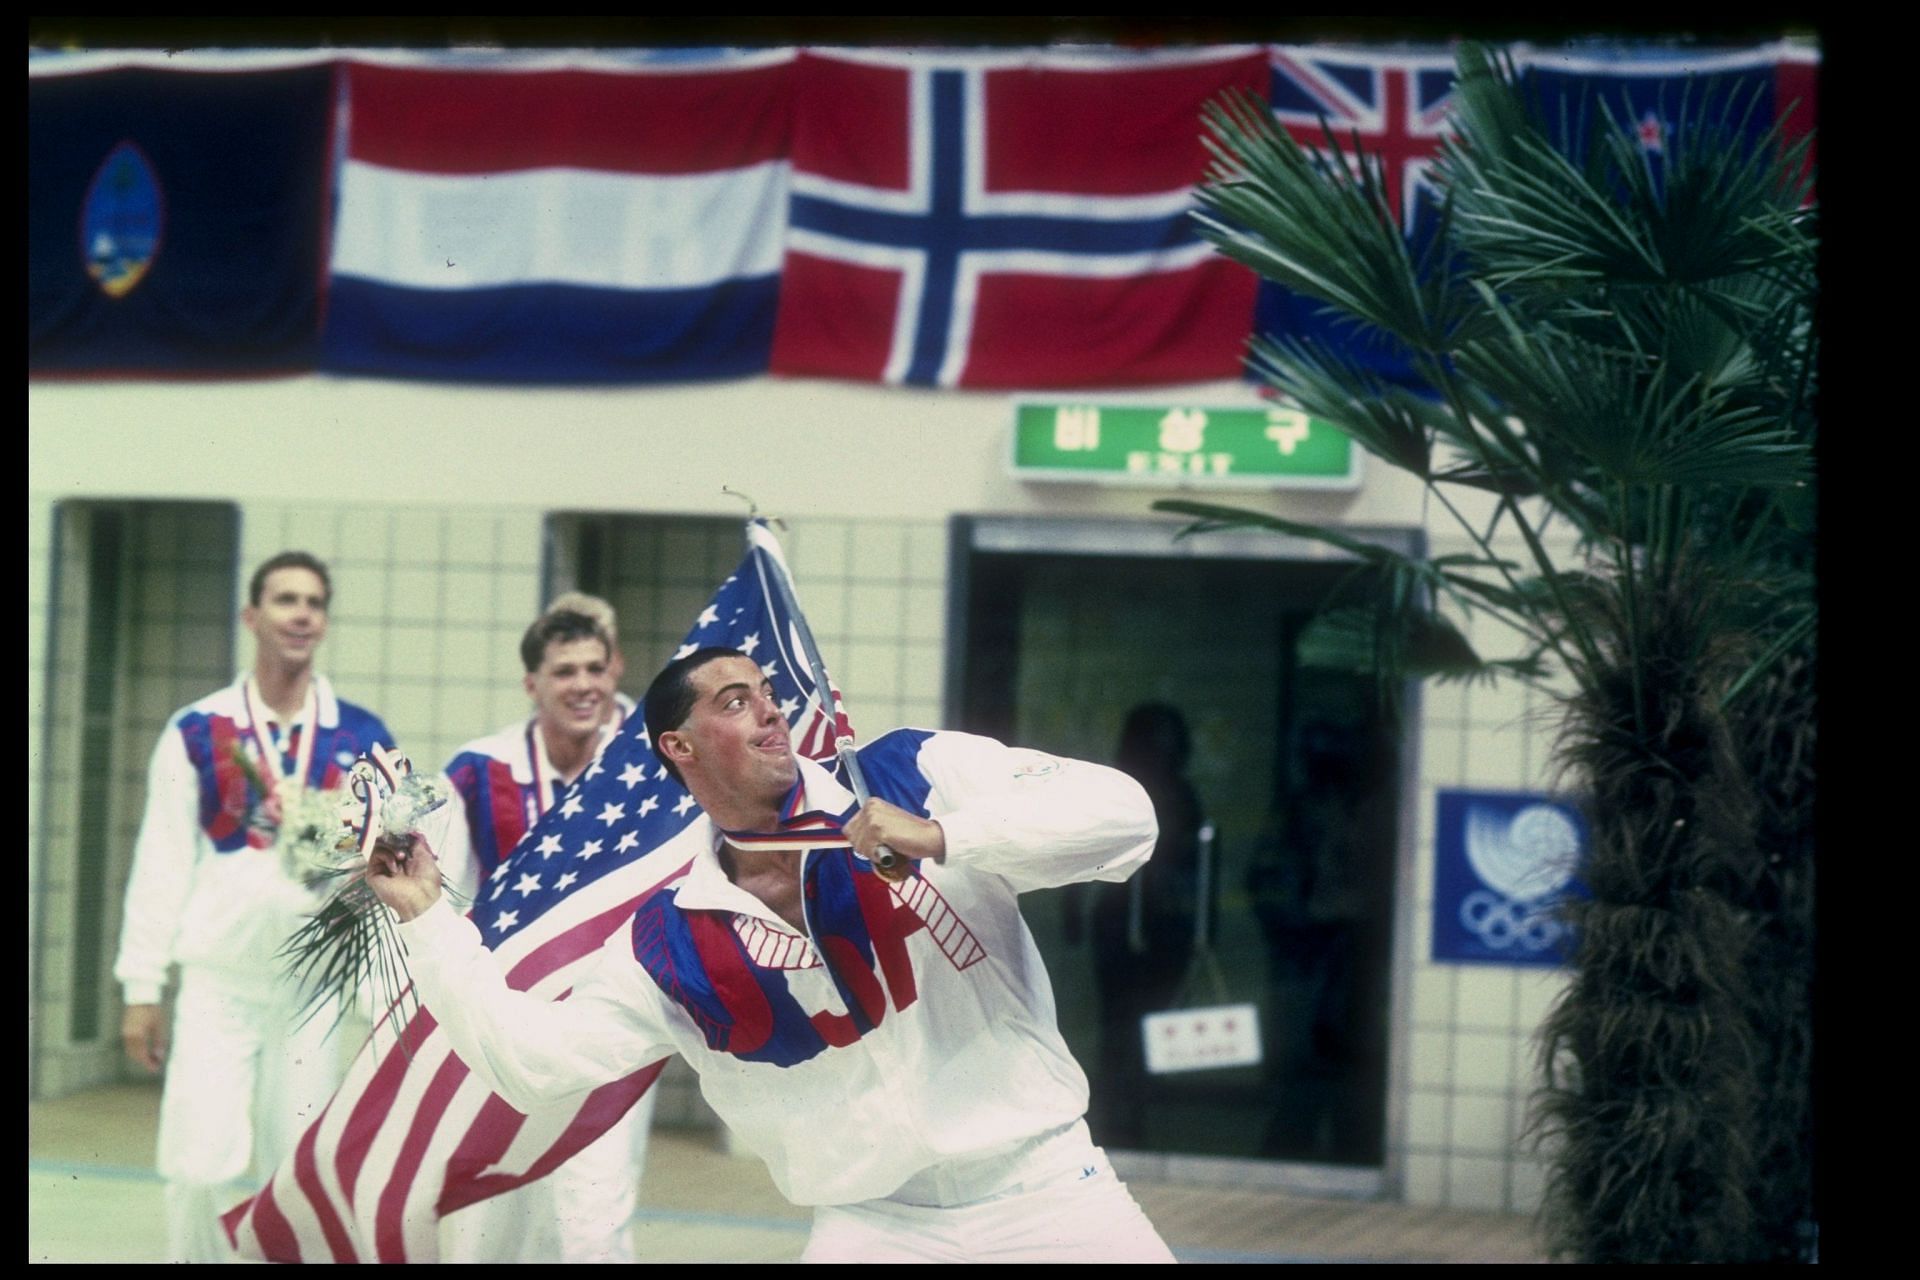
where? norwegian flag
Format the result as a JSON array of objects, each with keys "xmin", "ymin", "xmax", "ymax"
[
  {"xmin": 222, "ymin": 519, "xmax": 853, "ymax": 1262},
  {"xmin": 769, "ymin": 46, "xmax": 1268, "ymax": 389}
]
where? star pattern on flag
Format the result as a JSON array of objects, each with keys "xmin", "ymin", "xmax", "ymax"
[
  {"xmin": 638, "ymin": 795, "xmax": 660, "ymax": 817},
  {"xmin": 513, "ymin": 872, "xmax": 542, "ymax": 898},
  {"xmin": 1637, "ymin": 110, "xmax": 1665, "ymax": 153},
  {"xmin": 559, "ymin": 793, "xmax": 584, "ymax": 820},
  {"xmin": 741, "ymin": 632, "xmax": 761, "ymax": 655},
  {"xmin": 535, "ymin": 833, "xmax": 564, "ymax": 859},
  {"xmin": 696, "ymin": 605, "xmax": 720, "ymax": 628},
  {"xmin": 615, "ymin": 831, "xmax": 640, "ymax": 853},
  {"xmin": 674, "ymin": 793, "xmax": 697, "ymax": 816},
  {"xmin": 619, "ymin": 761, "xmax": 648, "ymax": 789},
  {"xmin": 555, "ymin": 871, "xmax": 579, "ymax": 892},
  {"xmin": 576, "ymin": 838, "xmax": 604, "ymax": 861},
  {"xmin": 493, "ymin": 909, "xmax": 520, "ymax": 932},
  {"xmin": 596, "ymin": 801, "xmax": 626, "ymax": 827}
]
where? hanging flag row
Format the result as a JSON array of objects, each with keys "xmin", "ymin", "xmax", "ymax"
[{"xmin": 27, "ymin": 42, "xmax": 1817, "ymax": 389}]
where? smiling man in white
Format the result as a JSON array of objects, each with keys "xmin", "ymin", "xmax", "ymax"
[{"xmin": 114, "ymin": 551, "xmax": 396, "ymax": 1263}]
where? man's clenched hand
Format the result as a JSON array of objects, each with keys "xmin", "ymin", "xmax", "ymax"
[
  {"xmin": 844, "ymin": 798, "xmax": 946, "ymax": 880},
  {"xmin": 365, "ymin": 832, "xmax": 444, "ymax": 923}
]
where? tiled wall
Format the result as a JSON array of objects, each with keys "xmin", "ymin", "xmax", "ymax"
[
  {"xmin": 1394, "ymin": 521, "xmax": 1576, "ymax": 1214},
  {"xmin": 29, "ymin": 496, "xmax": 78, "ymax": 1096},
  {"xmin": 31, "ymin": 501, "xmax": 238, "ymax": 1098}
]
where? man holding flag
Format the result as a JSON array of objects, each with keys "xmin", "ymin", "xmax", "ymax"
[
  {"xmin": 366, "ymin": 527, "xmax": 1175, "ymax": 1263},
  {"xmin": 221, "ymin": 521, "xmax": 1174, "ymax": 1262}
]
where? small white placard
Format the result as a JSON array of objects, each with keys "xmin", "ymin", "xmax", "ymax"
[{"xmin": 1140, "ymin": 1003, "xmax": 1263, "ymax": 1074}]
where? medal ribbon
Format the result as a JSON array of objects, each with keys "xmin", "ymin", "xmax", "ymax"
[
  {"xmin": 241, "ymin": 676, "xmax": 318, "ymax": 801},
  {"xmin": 718, "ymin": 776, "xmax": 855, "ymax": 853}
]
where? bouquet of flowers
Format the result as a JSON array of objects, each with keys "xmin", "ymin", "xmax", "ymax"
[{"xmin": 239, "ymin": 743, "xmax": 460, "ymax": 1039}]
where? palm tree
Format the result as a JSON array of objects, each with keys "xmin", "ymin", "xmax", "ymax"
[{"xmin": 1158, "ymin": 42, "xmax": 1816, "ymax": 1262}]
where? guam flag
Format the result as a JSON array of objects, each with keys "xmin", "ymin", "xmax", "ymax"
[
  {"xmin": 222, "ymin": 520, "xmax": 855, "ymax": 1262},
  {"xmin": 28, "ymin": 57, "xmax": 337, "ymax": 374}
]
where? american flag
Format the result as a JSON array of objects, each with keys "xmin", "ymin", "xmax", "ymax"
[{"xmin": 223, "ymin": 518, "xmax": 852, "ymax": 1262}]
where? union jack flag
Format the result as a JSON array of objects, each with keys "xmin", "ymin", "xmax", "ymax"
[
  {"xmin": 1267, "ymin": 44, "xmax": 1458, "ymax": 229},
  {"xmin": 222, "ymin": 518, "xmax": 854, "ymax": 1262}
]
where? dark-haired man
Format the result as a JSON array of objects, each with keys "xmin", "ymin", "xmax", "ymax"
[
  {"xmin": 114, "ymin": 551, "xmax": 396, "ymax": 1263},
  {"xmin": 435, "ymin": 602, "xmax": 651, "ymax": 1263},
  {"xmin": 373, "ymin": 646, "xmax": 1177, "ymax": 1263}
]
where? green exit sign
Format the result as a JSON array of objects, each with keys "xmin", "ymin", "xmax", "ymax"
[{"xmin": 1011, "ymin": 401, "xmax": 1361, "ymax": 489}]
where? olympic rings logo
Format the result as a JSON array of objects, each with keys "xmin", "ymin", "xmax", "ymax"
[{"xmin": 1458, "ymin": 890, "xmax": 1563, "ymax": 952}]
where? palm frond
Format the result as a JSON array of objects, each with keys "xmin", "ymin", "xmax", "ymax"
[
  {"xmin": 1194, "ymin": 89, "xmax": 1464, "ymax": 356},
  {"xmin": 1243, "ymin": 334, "xmax": 1441, "ymax": 477}
]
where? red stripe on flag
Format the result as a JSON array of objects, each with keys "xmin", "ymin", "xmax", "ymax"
[
  {"xmin": 959, "ymin": 257, "xmax": 1258, "ymax": 388},
  {"xmin": 344, "ymin": 62, "xmax": 791, "ymax": 175},
  {"xmin": 434, "ymin": 1091, "xmax": 532, "ymax": 1215},
  {"xmin": 983, "ymin": 55, "xmax": 1269, "ymax": 196},
  {"xmin": 521, "ymin": 1065, "xmax": 666, "ymax": 1179},
  {"xmin": 794, "ymin": 52, "xmax": 910, "ymax": 191},
  {"xmin": 247, "ymin": 1178, "xmax": 303, "ymax": 1263},
  {"xmin": 293, "ymin": 1099, "xmax": 362, "ymax": 1263},
  {"xmin": 770, "ymin": 250, "xmax": 903, "ymax": 381},
  {"xmin": 376, "ymin": 1053, "xmax": 473, "ymax": 1263},
  {"xmin": 338, "ymin": 1007, "xmax": 441, "ymax": 1201},
  {"xmin": 437, "ymin": 1062, "xmax": 667, "ymax": 1215},
  {"xmin": 503, "ymin": 870, "xmax": 693, "ymax": 989}
]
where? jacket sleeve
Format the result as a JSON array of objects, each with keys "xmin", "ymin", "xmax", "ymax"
[
  {"xmin": 112, "ymin": 725, "xmax": 201, "ymax": 1005},
  {"xmin": 399, "ymin": 898, "xmax": 675, "ymax": 1112},
  {"xmin": 426, "ymin": 774, "xmax": 482, "ymax": 908},
  {"xmin": 917, "ymin": 731, "xmax": 1158, "ymax": 895}
]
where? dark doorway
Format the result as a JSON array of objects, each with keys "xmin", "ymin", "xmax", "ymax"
[{"xmin": 954, "ymin": 530, "xmax": 1403, "ymax": 1167}]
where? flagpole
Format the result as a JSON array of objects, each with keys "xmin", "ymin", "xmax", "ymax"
[{"xmin": 746, "ymin": 519, "xmax": 905, "ymax": 880}]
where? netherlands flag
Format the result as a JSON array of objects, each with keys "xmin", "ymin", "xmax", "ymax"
[
  {"xmin": 320, "ymin": 50, "xmax": 792, "ymax": 383},
  {"xmin": 769, "ymin": 46, "xmax": 1269, "ymax": 389}
]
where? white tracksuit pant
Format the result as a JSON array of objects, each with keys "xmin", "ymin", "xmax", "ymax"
[{"xmin": 156, "ymin": 969, "xmax": 345, "ymax": 1263}]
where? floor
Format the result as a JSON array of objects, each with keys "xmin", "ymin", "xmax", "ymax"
[{"xmin": 28, "ymin": 1081, "xmax": 1550, "ymax": 1264}]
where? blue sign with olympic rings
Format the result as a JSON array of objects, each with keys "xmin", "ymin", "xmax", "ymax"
[{"xmin": 1432, "ymin": 789, "xmax": 1588, "ymax": 967}]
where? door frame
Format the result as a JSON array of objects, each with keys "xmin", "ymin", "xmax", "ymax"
[{"xmin": 944, "ymin": 513, "xmax": 1427, "ymax": 1197}]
